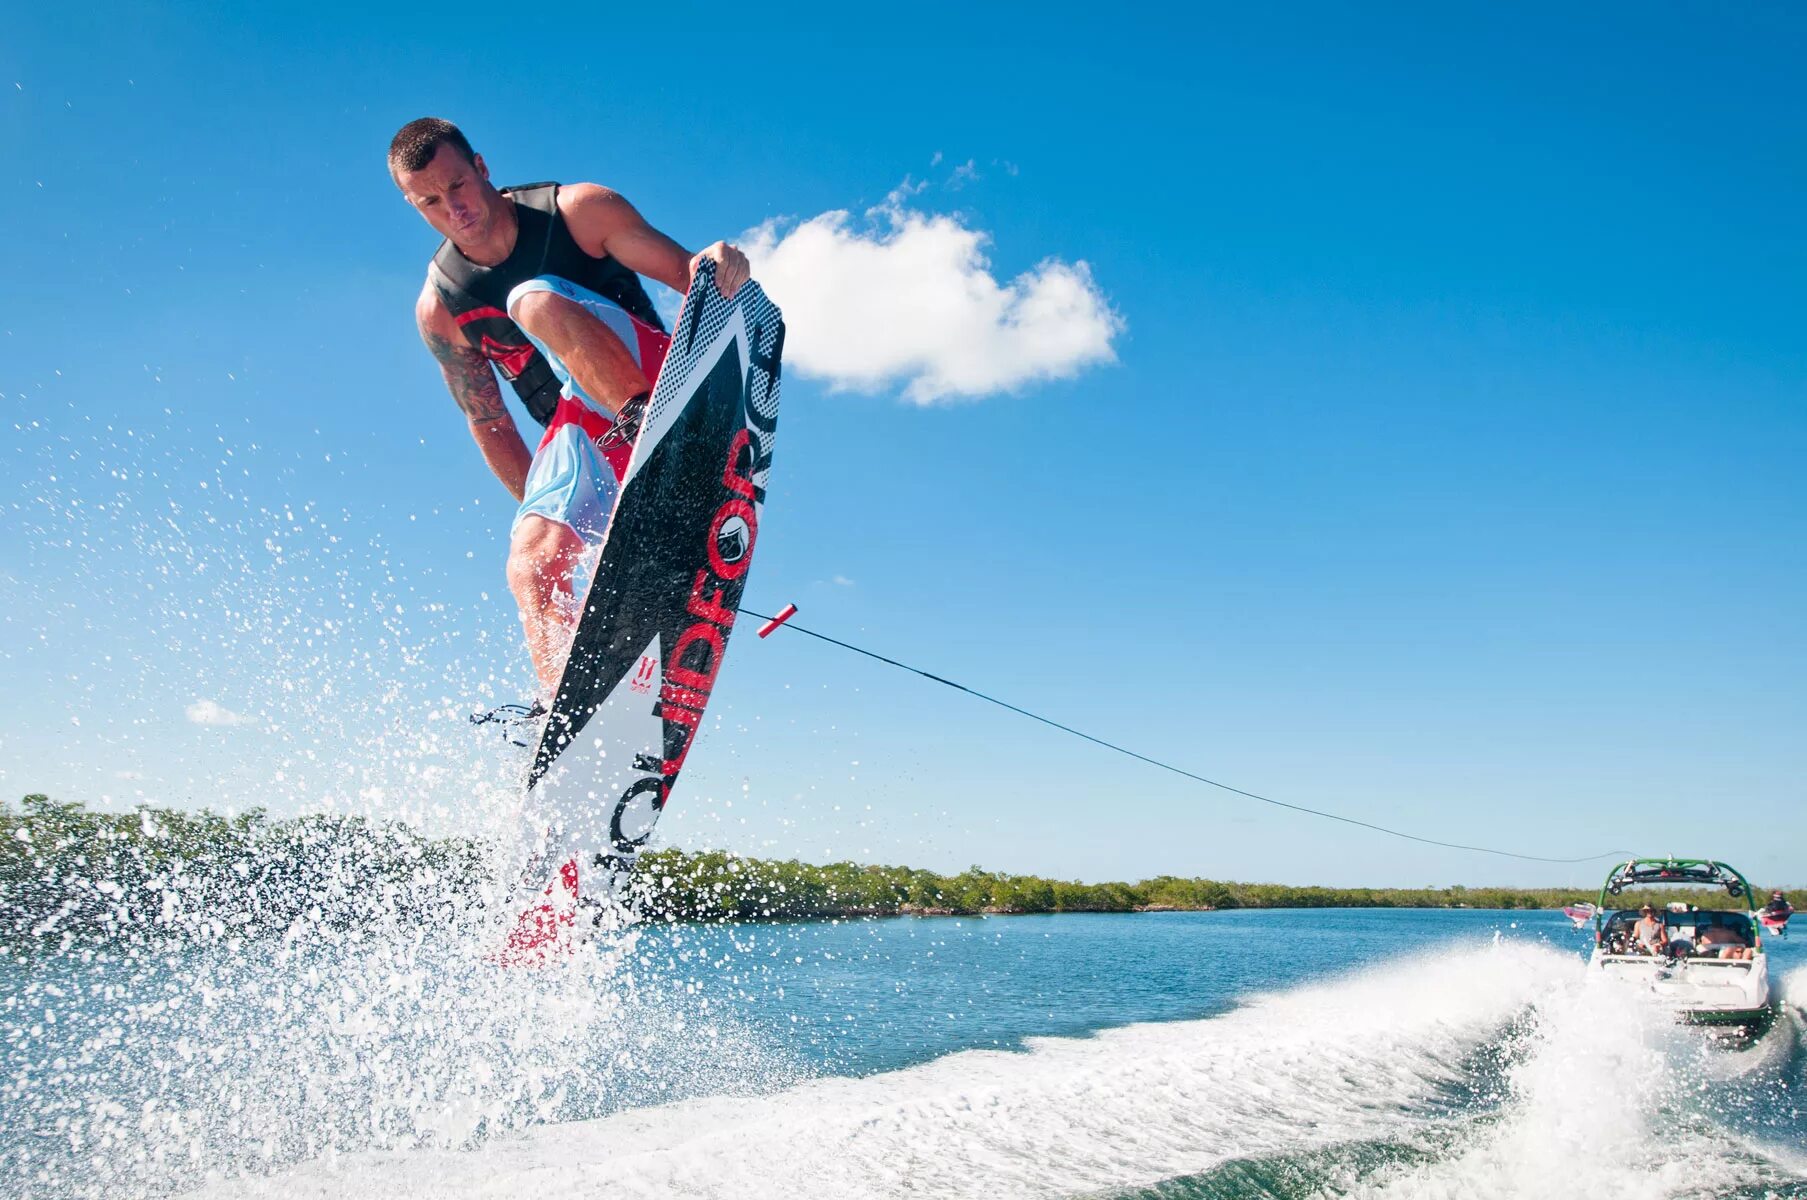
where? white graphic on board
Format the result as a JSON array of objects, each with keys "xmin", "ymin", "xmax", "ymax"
[{"xmin": 518, "ymin": 633, "xmax": 666, "ymax": 889}]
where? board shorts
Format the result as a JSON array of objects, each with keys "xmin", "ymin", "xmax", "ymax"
[{"xmin": 508, "ymin": 275, "xmax": 671, "ymax": 545}]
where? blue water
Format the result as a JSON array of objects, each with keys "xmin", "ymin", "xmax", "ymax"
[
  {"xmin": 3, "ymin": 909, "xmax": 1803, "ymax": 1198},
  {"xmin": 666, "ymin": 908, "xmax": 1583, "ymax": 1074}
]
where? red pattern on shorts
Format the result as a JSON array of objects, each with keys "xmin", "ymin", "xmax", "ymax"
[{"xmin": 535, "ymin": 319, "xmax": 672, "ymax": 481}]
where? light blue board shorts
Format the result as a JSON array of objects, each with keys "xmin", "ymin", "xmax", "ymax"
[{"xmin": 507, "ymin": 275, "xmax": 669, "ymax": 545}]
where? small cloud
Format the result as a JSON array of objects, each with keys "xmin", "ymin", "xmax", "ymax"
[
  {"xmin": 650, "ymin": 280, "xmax": 684, "ymax": 329},
  {"xmin": 831, "ymin": 575, "xmax": 856, "ymax": 587},
  {"xmin": 947, "ymin": 159, "xmax": 980, "ymax": 189},
  {"xmin": 881, "ymin": 178, "xmax": 929, "ymax": 206},
  {"xmin": 114, "ymin": 770, "xmax": 143, "ymax": 781},
  {"xmin": 744, "ymin": 194, "xmax": 1121, "ymax": 404},
  {"xmin": 186, "ymin": 699, "xmax": 253, "ymax": 728}
]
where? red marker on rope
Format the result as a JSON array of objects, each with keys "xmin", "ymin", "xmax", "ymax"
[{"xmin": 756, "ymin": 602, "xmax": 798, "ymax": 638}]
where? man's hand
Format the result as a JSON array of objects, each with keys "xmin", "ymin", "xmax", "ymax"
[{"xmin": 690, "ymin": 241, "xmax": 750, "ymax": 299}]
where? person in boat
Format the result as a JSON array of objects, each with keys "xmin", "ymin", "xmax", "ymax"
[
  {"xmin": 1695, "ymin": 921, "xmax": 1754, "ymax": 960},
  {"xmin": 1632, "ymin": 905, "xmax": 1667, "ymax": 955},
  {"xmin": 390, "ymin": 117, "xmax": 751, "ymax": 697}
]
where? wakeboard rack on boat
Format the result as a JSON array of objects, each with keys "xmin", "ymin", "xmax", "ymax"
[{"xmin": 1588, "ymin": 857, "xmax": 1775, "ymax": 1034}]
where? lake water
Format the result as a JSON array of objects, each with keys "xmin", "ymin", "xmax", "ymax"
[{"xmin": 3, "ymin": 908, "xmax": 1803, "ymax": 1198}]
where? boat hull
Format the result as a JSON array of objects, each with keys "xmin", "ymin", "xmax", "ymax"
[{"xmin": 1587, "ymin": 950, "xmax": 1775, "ymax": 1037}]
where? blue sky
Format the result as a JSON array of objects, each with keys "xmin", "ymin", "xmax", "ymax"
[{"xmin": 2, "ymin": 2, "xmax": 1802, "ymax": 888}]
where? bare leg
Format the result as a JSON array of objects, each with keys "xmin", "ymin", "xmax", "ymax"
[
  {"xmin": 505, "ymin": 291, "xmax": 651, "ymax": 692},
  {"xmin": 508, "ymin": 515, "xmax": 586, "ymax": 695},
  {"xmin": 509, "ymin": 288, "xmax": 650, "ymax": 417}
]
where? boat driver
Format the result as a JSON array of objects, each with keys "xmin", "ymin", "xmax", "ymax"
[{"xmin": 1632, "ymin": 905, "xmax": 1667, "ymax": 955}]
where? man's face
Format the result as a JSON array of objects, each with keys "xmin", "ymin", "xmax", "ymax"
[{"xmin": 396, "ymin": 143, "xmax": 499, "ymax": 243}]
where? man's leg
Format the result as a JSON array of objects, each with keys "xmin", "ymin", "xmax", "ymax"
[
  {"xmin": 507, "ymin": 513, "xmax": 587, "ymax": 694},
  {"xmin": 509, "ymin": 413, "xmax": 617, "ymax": 697},
  {"xmin": 503, "ymin": 277, "xmax": 671, "ymax": 695},
  {"xmin": 509, "ymin": 285, "xmax": 650, "ymax": 418}
]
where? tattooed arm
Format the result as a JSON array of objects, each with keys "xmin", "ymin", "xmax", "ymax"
[{"xmin": 416, "ymin": 282, "xmax": 533, "ymax": 502}]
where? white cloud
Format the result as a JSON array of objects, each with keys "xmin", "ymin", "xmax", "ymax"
[
  {"xmin": 831, "ymin": 575, "xmax": 856, "ymax": 587},
  {"xmin": 650, "ymin": 280, "xmax": 684, "ymax": 330},
  {"xmin": 186, "ymin": 699, "xmax": 253, "ymax": 728},
  {"xmin": 743, "ymin": 197, "xmax": 1122, "ymax": 404}
]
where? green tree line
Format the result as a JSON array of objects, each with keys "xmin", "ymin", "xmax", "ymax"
[
  {"xmin": 0, "ymin": 794, "xmax": 485, "ymax": 949},
  {"xmin": 3, "ymin": 795, "xmax": 1797, "ymax": 949}
]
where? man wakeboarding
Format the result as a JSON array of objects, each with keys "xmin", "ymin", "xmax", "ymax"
[{"xmin": 390, "ymin": 117, "xmax": 750, "ymax": 706}]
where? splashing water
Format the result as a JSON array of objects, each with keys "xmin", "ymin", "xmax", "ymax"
[
  {"xmin": 166, "ymin": 940, "xmax": 1806, "ymax": 1199},
  {"xmin": 2, "ymin": 400, "xmax": 530, "ymax": 833},
  {"xmin": 1, "ymin": 921, "xmax": 809, "ymax": 1197},
  {"xmin": 5, "ymin": 902, "xmax": 1805, "ymax": 1198},
  {"xmin": 1, "ymin": 402, "xmax": 813, "ymax": 1196}
]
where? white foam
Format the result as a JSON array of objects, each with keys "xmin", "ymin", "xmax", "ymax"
[
  {"xmin": 7, "ymin": 927, "xmax": 804, "ymax": 1199},
  {"xmin": 187, "ymin": 939, "xmax": 1573, "ymax": 1199},
  {"xmin": 1781, "ymin": 962, "xmax": 1807, "ymax": 1016},
  {"xmin": 1344, "ymin": 954, "xmax": 1804, "ymax": 1198}
]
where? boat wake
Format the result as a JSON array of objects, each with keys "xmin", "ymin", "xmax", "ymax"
[
  {"xmin": 178, "ymin": 938, "xmax": 1806, "ymax": 1200},
  {"xmin": 1320, "ymin": 956, "xmax": 1805, "ymax": 1199}
]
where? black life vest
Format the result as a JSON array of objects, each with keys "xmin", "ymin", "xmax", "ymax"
[{"xmin": 429, "ymin": 182, "xmax": 665, "ymax": 428}]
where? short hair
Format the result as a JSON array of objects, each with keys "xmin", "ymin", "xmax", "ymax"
[{"xmin": 388, "ymin": 118, "xmax": 475, "ymax": 176}]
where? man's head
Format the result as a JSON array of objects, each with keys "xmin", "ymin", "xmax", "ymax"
[
  {"xmin": 389, "ymin": 117, "xmax": 506, "ymax": 246},
  {"xmin": 1640, "ymin": 905, "xmax": 1654, "ymax": 916}
]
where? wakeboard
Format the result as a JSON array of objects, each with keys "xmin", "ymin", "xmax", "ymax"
[
  {"xmin": 1562, "ymin": 902, "xmax": 1600, "ymax": 928},
  {"xmin": 501, "ymin": 259, "xmax": 783, "ymax": 960}
]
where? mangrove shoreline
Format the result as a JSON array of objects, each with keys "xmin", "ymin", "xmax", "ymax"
[{"xmin": 3, "ymin": 795, "xmax": 1796, "ymax": 950}]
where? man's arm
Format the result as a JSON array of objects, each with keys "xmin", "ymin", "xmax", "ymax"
[
  {"xmin": 558, "ymin": 183, "xmax": 750, "ymax": 298},
  {"xmin": 416, "ymin": 282, "xmax": 534, "ymax": 501}
]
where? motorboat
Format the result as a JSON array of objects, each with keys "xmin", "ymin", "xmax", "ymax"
[{"xmin": 1586, "ymin": 857, "xmax": 1776, "ymax": 1036}]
